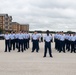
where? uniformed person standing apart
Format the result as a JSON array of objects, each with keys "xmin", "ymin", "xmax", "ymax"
[
  {"xmin": 31, "ymin": 31, "xmax": 40, "ymax": 52},
  {"xmin": 43, "ymin": 30, "xmax": 53, "ymax": 57},
  {"xmin": 4, "ymin": 32, "xmax": 11, "ymax": 52}
]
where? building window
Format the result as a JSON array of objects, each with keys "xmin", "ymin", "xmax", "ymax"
[
  {"xmin": 5, "ymin": 26, "xmax": 8, "ymax": 29},
  {"xmin": 5, "ymin": 22, "xmax": 8, "ymax": 24}
]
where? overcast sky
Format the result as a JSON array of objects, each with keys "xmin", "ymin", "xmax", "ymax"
[{"xmin": 0, "ymin": 0, "xmax": 76, "ymax": 31}]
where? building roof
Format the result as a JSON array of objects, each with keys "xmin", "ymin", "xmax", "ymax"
[
  {"xmin": 0, "ymin": 14, "xmax": 8, "ymax": 16},
  {"xmin": 19, "ymin": 24, "xmax": 29, "ymax": 26},
  {"xmin": 11, "ymin": 22, "xmax": 19, "ymax": 25}
]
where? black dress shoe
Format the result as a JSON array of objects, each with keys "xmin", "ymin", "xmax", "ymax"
[
  {"xmin": 17, "ymin": 51, "xmax": 20, "ymax": 52},
  {"xmin": 4, "ymin": 51, "xmax": 7, "ymax": 52},
  {"xmin": 31, "ymin": 51, "xmax": 34, "ymax": 52},
  {"xmin": 59, "ymin": 51, "xmax": 61, "ymax": 53},
  {"xmin": 63, "ymin": 51, "xmax": 65, "ymax": 53},
  {"xmin": 36, "ymin": 51, "xmax": 39, "ymax": 53},
  {"xmin": 71, "ymin": 52, "xmax": 72, "ymax": 53},
  {"xmin": 50, "ymin": 55, "xmax": 53, "ymax": 58},
  {"xmin": 24, "ymin": 49, "xmax": 26, "ymax": 51},
  {"xmin": 43, "ymin": 56, "xmax": 46, "ymax": 57},
  {"xmin": 22, "ymin": 51, "xmax": 24, "ymax": 52},
  {"xmin": 9, "ymin": 50, "xmax": 11, "ymax": 52}
]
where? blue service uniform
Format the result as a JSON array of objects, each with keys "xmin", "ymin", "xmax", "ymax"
[
  {"xmin": 37, "ymin": 33, "xmax": 41, "ymax": 51},
  {"xmin": 18, "ymin": 33, "xmax": 24, "ymax": 52},
  {"xmin": 59, "ymin": 34, "xmax": 65, "ymax": 53},
  {"xmin": 23, "ymin": 33, "xmax": 27, "ymax": 50},
  {"xmin": 57, "ymin": 34, "xmax": 61, "ymax": 51},
  {"xmin": 26, "ymin": 33, "xmax": 30, "ymax": 49},
  {"xmin": 15, "ymin": 33, "xmax": 19, "ymax": 49},
  {"xmin": 25, "ymin": 33, "xmax": 28, "ymax": 49},
  {"xmin": 4, "ymin": 34, "xmax": 11, "ymax": 52},
  {"xmin": 65, "ymin": 34, "xmax": 70, "ymax": 50},
  {"xmin": 54, "ymin": 34, "xmax": 58, "ymax": 50},
  {"xmin": 44, "ymin": 34, "xmax": 53, "ymax": 57},
  {"xmin": 32, "ymin": 34, "xmax": 39, "ymax": 52},
  {"xmin": 68, "ymin": 34, "xmax": 71, "ymax": 51},
  {"xmin": 10, "ymin": 33, "xmax": 15, "ymax": 50},
  {"xmin": 70, "ymin": 35, "xmax": 76, "ymax": 53}
]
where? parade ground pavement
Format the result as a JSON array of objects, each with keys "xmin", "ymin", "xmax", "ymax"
[{"xmin": 0, "ymin": 40, "xmax": 76, "ymax": 75}]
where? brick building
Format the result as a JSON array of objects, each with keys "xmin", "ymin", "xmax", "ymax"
[
  {"xmin": 0, "ymin": 14, "xmax": 12, "ymax": 31},
  {"xmin": 20, "ymin": 24, "xmax": 29, "ymax": 31},
  {"xmin": 0, "ymin": 14, "xmax": 29, "ymax": 32}
]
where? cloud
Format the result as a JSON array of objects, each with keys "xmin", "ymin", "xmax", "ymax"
[{"xmin": 0, "ymin": 0, "xmax": 76, "ymax": 31}]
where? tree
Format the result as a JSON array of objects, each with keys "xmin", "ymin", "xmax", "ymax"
[{"xmin": 0, "ymin": 28, "xmax": 3, "ymax": 34}]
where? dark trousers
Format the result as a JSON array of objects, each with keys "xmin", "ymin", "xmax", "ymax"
[
  {"xmin": 37, "ymin": 40, "xmax": 39, "ymax": 51},
  {"xmin": 27, "ymin": 39, "xmax": 30, "ymax": 49},
  {"xmin": 56, "ymin": 39, "xmax": 59, "ymax": 50},
  {"xmin": 32, "ymin": 40, "xmax": 39, "ymax": 52},
  {"xmin": 25, "ymin": 39, "xmax": 28, "ymax": 49},
  {"xmin": 68, "ymin": 41, "xmax": 71, "ymax": 51},
  {"xmin": 5, "ymin": 40, "xmax": 10, "ymax": 52},
  {"xmin": 23, "ymin": 39, "xmax": 27, "ymax": 50},
  {"xmin": 55, "ymin": 39, "xmax": 57, "ymax": 50},
  {"xmin": 71, "ymin": 41, "xmax": 75, "ymax": 53},
  {"xmin": 75, "ymin": 41, "xmax": 76, "ymax": 50},
  {"xmin": 44, "ymin": 41, "xmax": 52, "ymax": 57},
  {"xmin": 41, "ymin": 37, "xmax": 43, "ymax": 42},
  {"xmin": 56, "ymin": 39, "xmax": 60, "ymax": 51},
  {"xmin": 10, "ymin": 39, "xmax": 15, "ymax": 50},
  {"xmin": 65, "ymin": 39, "xmax": 67, "ymax": 49},
  {"xmin": 59, "ymin": 41, "xmax": 65, "ymax": 52},
  {"xmin": 15, "ymin": 39, "xmax": 19, "ymax": 49},
  {"xmin": 66, "ymin": 40, "xmax": 69, "ymax": 51},
  {"xmin": 18, "ymin": 39, "xmax": 23, "ymax": 52}
]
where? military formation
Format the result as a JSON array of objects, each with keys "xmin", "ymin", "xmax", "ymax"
[
  {"xmin": 4, "ymin": 31, "xmax": 30, "ymax": 52},
  {"xmin": 4, "ymin": 30, "xmax": 76, "ymax": 58},
  {"xmin": 54, "ymin": 32, "xmax": 76, "ymax": 53}
]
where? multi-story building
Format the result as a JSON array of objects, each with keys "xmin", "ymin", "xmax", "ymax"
[
  {"xmin": 8, "ymin": 16, "xmax": 12, "ymax": 31},
  {"xmin": 0, "ymin": 14, "xmax": 29, "ymax": 32},
  {"xmin": 0, "ymin": 15, "xmax": 3, "ymax": 29},
  {"xmin": 11, "ymin": 22, "xmax": 20, "ymax": 32},
  {"xmin": 11, "ymin": 23, "xmax": 29, "ymax": 32},
  {"xmin": 20, "ymin": 24, "xmax": 29, "ymax": 31},
  {"xmin": 0, "ymin": 14, "xmax": 12, "ymax": 31}
]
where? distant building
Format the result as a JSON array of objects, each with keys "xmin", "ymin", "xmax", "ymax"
[
  {"xmin": 0, "ymin": 14, "xmax": 12, "ymax": 31},
  {"xmin": 20, "ymin": 24, "xmax": 29, "ymax": 31},
  {"xmin": 11, "ymin": 23, "xmax": 29, "ymax": 32},
  {"xmin": 8, "ymin": 16, "xmax": 12, "ymax": 31},
  {"xmin": 11, "ymin": 22, "xmax": 20, "ymax": 32},
  {"xmin": 0, "ymin": 14, "xmax": 29, "ymax": 32}
]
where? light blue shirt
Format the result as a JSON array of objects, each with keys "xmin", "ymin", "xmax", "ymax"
[
  {"xmin": 9, "ymin": 34, "xmax": 15, "ymax": 40},
  {"xmin": 4, "ymin": 34, "xmax": 10, "ymax": 40},
  {"xmin": 60, "ymin": 34, "xmax": 65, "ymax": 41},
  {"xmin": 44, "ymin": 34, "xmax": 52, "ymax": 42},
  {"xmin": 32, "ymin": 34, "xmax": 39, "ymax": 40},
  {"xmin": 70, "ymin": 35, "xmax": 76, "ymax": 41},
  {"xmin": 18, "ymin": 33, "xmax": 24, "ymax": 39}
]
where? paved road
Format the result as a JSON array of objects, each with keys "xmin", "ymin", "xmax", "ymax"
[{"xmin": 0, "ymin": 40, "xmax": 76, "ymax": 75}]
